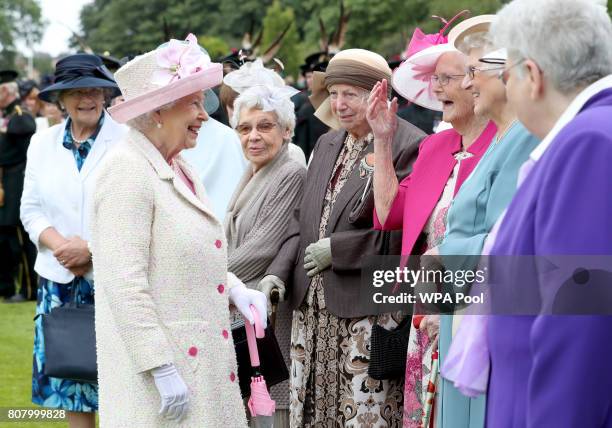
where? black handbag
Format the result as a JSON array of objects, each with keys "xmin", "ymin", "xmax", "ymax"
[
  {"xmin": 231, "ymin": 318, "xmax": 289, "ymax": 398},
  {"xmin": 35, "ymin": 280, "xmax": 97, "ymax": 383},
  {"xmin": 367, "ymin": 226, "xmax": 412, "ymax": 380},
  {"xmin": 368, "ymin": 315, "xmax": 412, "ymax": 380}
]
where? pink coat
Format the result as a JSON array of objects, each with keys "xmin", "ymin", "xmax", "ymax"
[{"xmin": 374, "ymin": 121, "xmax": 496, "ymax": 255}]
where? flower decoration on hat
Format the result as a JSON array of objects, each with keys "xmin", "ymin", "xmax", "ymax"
[
  {"xmin": 403, "ymin": 10, "xmax": 470, "ymax": 82},
  {"xmin": 224, "ymin": 58, "xmax": 299, "ymax": 113},
  {"xmin": 223, "ymin": 59, "xmax": 296, "ymax": 97},
  {"xmin": 152, "ymin": 33, "xmax": 212, "ymax": 86},
  {"xmin": 391, "ymin": 10, "xmax": 471, "ymax": 111}
]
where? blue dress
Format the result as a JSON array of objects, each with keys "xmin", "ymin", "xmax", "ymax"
[
  {"xmin": 32, "ymin": 277, "xmax": 98, "ymax": 411},
  {"xmin": 436, "ymin": 122, "xmax": 541, "ymax": 428},
  {"xmin": 31, "ymin": 116, "xmax": 102, "ymax": 412}
]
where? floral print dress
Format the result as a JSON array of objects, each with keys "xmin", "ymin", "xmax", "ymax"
[{"xmin": 289, "ymin": 133, "xmax": 404, "ymax": 428}]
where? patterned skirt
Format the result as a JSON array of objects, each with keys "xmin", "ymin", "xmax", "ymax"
[
  {"xmin": 403, "ymin": 315, "xmax": 438, "ymax": 427},
  {"xmin": 289, "ymin": 275, "xmax": 404, "ymax": 427},
  {"xmin": 32, "ymin": 277, "xmax": 98, "ymax": 412}
]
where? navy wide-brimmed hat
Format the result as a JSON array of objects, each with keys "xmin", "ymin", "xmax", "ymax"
[{"xmin": 38, "ymin": 53, "xmax": 119, "ymax": 102}]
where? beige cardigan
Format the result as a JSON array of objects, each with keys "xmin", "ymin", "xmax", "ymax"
[
  {"xmin": 224, "ymin": 145, "xmax": 306, "ymax": 288},
  {"xmin": 91, "ymin": 129, "xmax": 247, "ymax": 427}
]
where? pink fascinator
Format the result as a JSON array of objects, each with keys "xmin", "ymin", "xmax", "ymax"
[{"xmin": 392, "ymin": 11, "xmax": 469, "ymax": 111}]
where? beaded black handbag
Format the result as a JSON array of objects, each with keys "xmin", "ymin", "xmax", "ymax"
[{"xmin": 368, "ymin": 315, "xmax": 412, "ymax": 380}]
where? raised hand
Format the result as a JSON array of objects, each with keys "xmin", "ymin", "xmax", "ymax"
[{"xmin": 366, "ymin": 79, "xmax": 399, "ymax": 143}]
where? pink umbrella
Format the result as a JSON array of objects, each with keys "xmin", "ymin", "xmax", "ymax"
[{"xmin": 244, "ymin": 305, "xmax": 276, "ymax": 427}]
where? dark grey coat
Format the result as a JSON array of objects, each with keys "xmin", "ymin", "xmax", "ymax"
[{"xmin": 266, "ymin": 117, "xmax": 425, "ymax": 318}]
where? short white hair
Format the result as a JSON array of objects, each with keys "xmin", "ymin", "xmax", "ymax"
[
  {"xmin": 491, "ymin": 0, "xmax": 612, "ymax": 92},
  {"xmin": 126, "ymin": 100, "xmax": 177, "ymax": 132},
  {"xmin": 231, "ymin": 85, "xmax": 296, "ymax": 142},
  {"xmin": 0, "ymin": 82, "xmax": 19, "ymax": 97},
  {"xmin": 457, "ymin": 32, "xmax": 494, "ymax": 56}
]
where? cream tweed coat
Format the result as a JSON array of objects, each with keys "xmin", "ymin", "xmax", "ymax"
[{"xmin": 91, "ymin": 128, "xmax": 247, "ymax": 427}]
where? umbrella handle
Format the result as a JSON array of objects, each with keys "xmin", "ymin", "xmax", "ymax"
[{"xmin": 245, "ymin": 305, "xmax": 265, "ymax": 367}]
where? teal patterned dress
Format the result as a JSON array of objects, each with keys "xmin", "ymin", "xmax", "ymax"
[{"xmin": 32, "ymin": 277, "xmax": 98, "ymax": 411}]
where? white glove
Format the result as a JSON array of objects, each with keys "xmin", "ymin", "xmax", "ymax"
[
  {"xmin": 228, "ymin": 272, "xmax": 268, "ymax": 328},
  {"xmin": 257, "ymin": 275, "xmax": 286, "ymax": 313},
  {"xmin": 151, "ymin": 364, "xmax": 189, "ymax": 421}
]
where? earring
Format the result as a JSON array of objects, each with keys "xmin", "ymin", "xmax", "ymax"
[{"xmin": 156, "ymin": 122, "xmax": 162, "ymax": 129}]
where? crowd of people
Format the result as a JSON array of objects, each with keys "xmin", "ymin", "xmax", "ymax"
[{"xmin": 1, "ymin": 0, "xmax": 611, "ymax": 426}]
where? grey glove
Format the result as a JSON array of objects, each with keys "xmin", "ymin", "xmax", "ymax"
[
  {"xmin": 257, "ymin": 275, "xmax": 286, "ymax": 313},
  {"xmin": 304, "ymin": 237, "xmax": 332, "ymax": 277}
]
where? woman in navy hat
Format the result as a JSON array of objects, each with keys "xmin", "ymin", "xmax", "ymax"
[{"xmin": 20, "ymin": 53, "xmax": 127, "ymax": 428}]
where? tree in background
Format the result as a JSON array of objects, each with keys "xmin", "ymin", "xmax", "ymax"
[
  {"xmin": 261, "ymin": 1, "xmax": 301, "ymax": 78},
  {"xmin": 420, "ymin": 0, "xmax": 503, "ymax": 33},
  {"xmin": 0, "ymin": 0, "xmax": 44, "ymax": 70},
  {"xmin": 293, "ymin": 0, "xmax": 430, "ymax": 57},
  {"xmin": 217, "ymin": 0, "xmax": 273, "ymax": 44},
  {"xmin": 198, "ymin": 35, "xmax": 229, "ymax": 60},
  {"xmin": 79, "ymin": 0, "xmax": 229, "ymax": 58},
  {"xmin": 79, "ymin": 0, "xmax": 612, "ymax": 74}
]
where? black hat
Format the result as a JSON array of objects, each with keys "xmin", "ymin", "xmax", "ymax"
[
  {"xmin": 97, "ymin": 53, "xmax": 122, "ymax": 72},
  {"xmin": 39, "ymin": 74, "xmax": 55, "ymax": 90},
  {"xmin": 387, "ymin": 56, "xmax": 403, "ymax": 72},
  {"xmin": 300, "ymin": 51, "xmax": 332, "ymax": 75},
  {"xmin": 219, "ymin": 49, "xmax": 250, "ymax": 73},
  {"xmin": 38, "ymin": 54, "xmax": 119, "ymax": 103},
  {"xmin": 18, "ymin": 79, "xmax": 38, "ymax": 99},
  {"xmin": 0, "ymin": 70, "xmax": 18, "ymax": 84}
]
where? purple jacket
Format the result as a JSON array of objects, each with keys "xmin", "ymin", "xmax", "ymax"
[{"xmin": 488, "ymin": 87, "xmax": 612, "ymax": 427}]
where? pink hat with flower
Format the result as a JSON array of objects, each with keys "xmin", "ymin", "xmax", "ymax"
[
  {"xmin": 109, "ymin": 34, "xmax": 223, "ymax": 123},
  {"xmin": 392, "ymin": 11, "xmax": 469, "ymax": 111}
]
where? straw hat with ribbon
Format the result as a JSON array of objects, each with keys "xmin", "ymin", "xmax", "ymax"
[
  {"xmin": 309, "ymin": 48, "xmax": 392, "ymax": 130},
  {"xmin": 392, "ymin": 11, "xmax": 470, "ymax": 111},
  {"xmin": 109, "ymin": 34, "xmax": 223, "ymax": 124}
]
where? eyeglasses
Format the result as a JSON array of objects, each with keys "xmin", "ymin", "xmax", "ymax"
[
  {"xmin": 429, "ymin": 74, "xmax": 466, "ymax": 86},
  {"xmin": 498, "ymin": 59, "xmax": 527, "ymax": 85},
  {"xmin": 236, "ymin": 121, "xmax": 278, "ymax": 136},
  {"xmin": 64, "ymin": 88, "xmax": 105, "ymax": 98},
  {"xmin": 465, "ymin": 65, "xmax": 506, "ymax": 80}
]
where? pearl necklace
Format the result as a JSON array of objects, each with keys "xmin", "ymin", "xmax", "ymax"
[{"xmin": 70, "ymin": 126, "xmax": 90, "ymax": 144}]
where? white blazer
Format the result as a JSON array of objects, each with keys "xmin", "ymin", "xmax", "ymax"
[{"xmin": 20, "ymin": 111, "xmax": 127, "ymax": 283}]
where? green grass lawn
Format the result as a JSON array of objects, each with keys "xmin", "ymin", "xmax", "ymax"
[{"xmin": 0, "ymin": 302, "xmax": 68, "ymax": 428}]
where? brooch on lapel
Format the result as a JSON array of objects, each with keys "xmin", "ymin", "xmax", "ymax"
[
  {"xmin": 358, "ymin": 153, "xmax": 375, "ymax": 202},
  {"xmin": 358, "ymin": 153, "xmax": 375, "ymax": 179}
]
